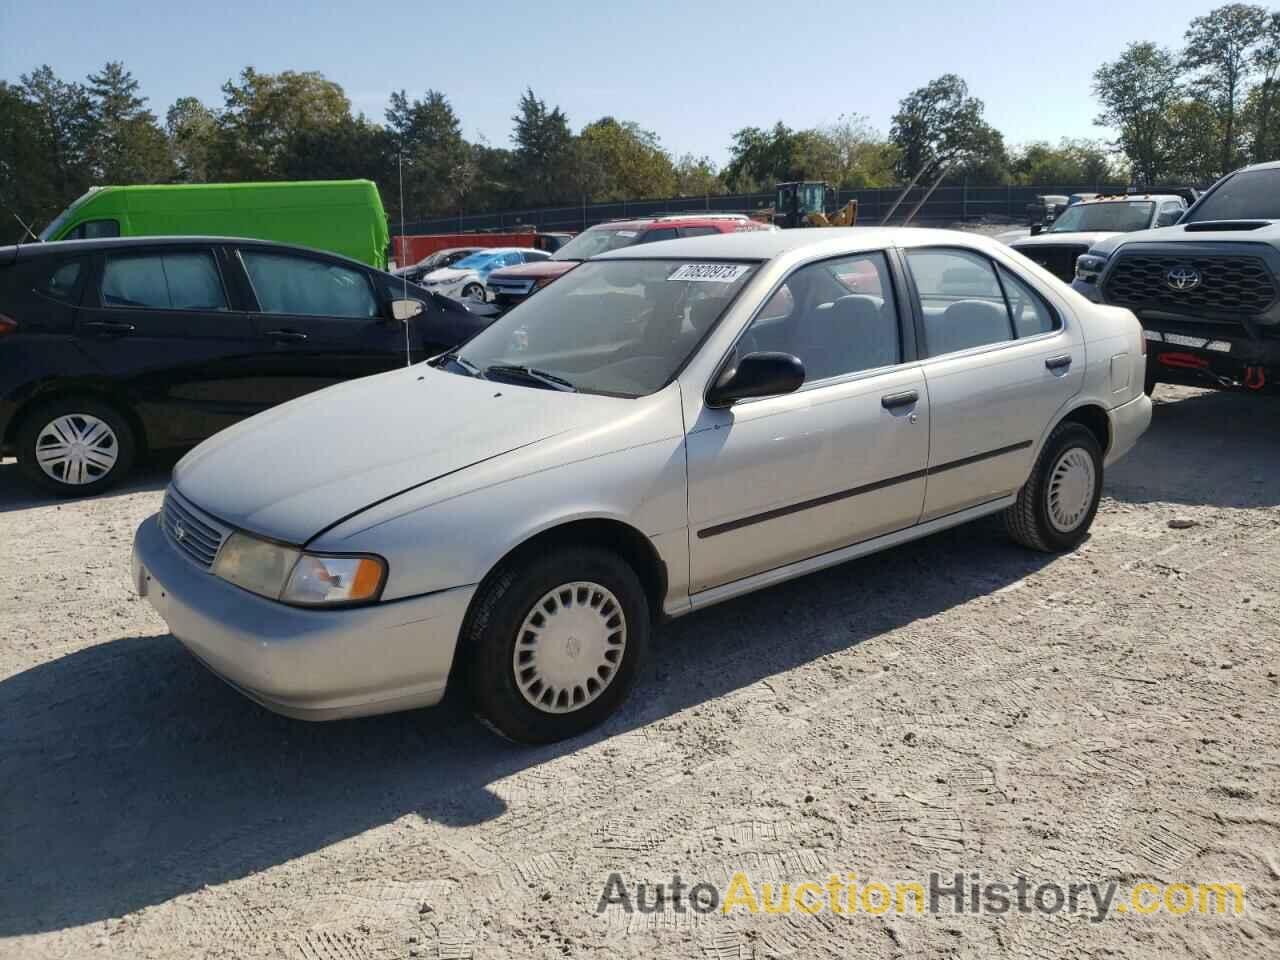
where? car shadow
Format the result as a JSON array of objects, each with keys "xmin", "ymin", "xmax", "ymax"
[
  {"xmin": 1, "ymin": 517, "xmax": 1055, "ymax": 936},
  {"xmin": 0, "ymin": 453, "xmax": 178, "ymax": 513},
  {"xmin": 1106, "ymin": 386, "xmax": 1280, "ymax": 508}
]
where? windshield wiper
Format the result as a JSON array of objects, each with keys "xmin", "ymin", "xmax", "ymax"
[
  {"xmin": 432, "ymin": 351, "xmax": 482, "ymax": 377},
  {"xmin": 484, "ymin": 364, "xmax": 577, "ymax": 392}
]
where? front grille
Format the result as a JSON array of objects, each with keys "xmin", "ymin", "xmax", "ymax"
[
  {"xmin": 161, "ymin": 488, "xmax": 232, "ymax": 570},
  {"xmin": 1015, "ymin": 244, "xmax": 1089, "ymax": 283},
  {"xmin": 1104, "ymin": 253, "xmax": 1277, "ymax": 315}
]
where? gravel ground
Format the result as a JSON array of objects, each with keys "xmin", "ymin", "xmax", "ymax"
[{"xmin": 2, "ymin": 384, "xmax": 1278, "ymax": 960}]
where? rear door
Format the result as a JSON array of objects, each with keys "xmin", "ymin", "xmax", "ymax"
[
  {"xmin": 237, "ymin": 247, "xmax": 408, "ymax": 402},
  {"xmin": 74, "ymin": 243, "xmax": 270, "ymax": 447},
  {"xmin": 903, "ymin": 245, "xmax": 1083, "ymax": 520}
]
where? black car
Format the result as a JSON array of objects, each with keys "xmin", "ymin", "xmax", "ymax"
[
  {"xmin": 393, "ymin": 246, "xmax": 483, "ymax": 284},
  {"xmin": 0, "ymin": 236, "xmax": 496, "ymax": 495}
]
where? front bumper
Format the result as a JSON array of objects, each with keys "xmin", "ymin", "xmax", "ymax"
[
  {"xmin": 1105, "ymin": 392, "xmax": 1152, "ymax": 466},
  {"xmin": 131, "ymin": 515, "xmax": 475, "ymax": 720}
]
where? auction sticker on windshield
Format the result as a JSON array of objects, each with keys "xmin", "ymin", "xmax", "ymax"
[{"xmin": 668, "ymin": 263, "xmax": 751, "ymax": 283}]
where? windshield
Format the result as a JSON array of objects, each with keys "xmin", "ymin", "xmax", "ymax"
[
  {"xmin": 452, "ymin": 251, "xmax": 505, "ymax": 270},
  {"xmin": 1187, "ymin": 169, "xmax": 1280, "ymax": 222},
  {"xmin": 551, "ymin": 227, "xmax": 643, "ymax": 261},
  {"xmin": 451, "ymin": 259, "xmax": 758, "ymax": 397},
  {"xmin": 1048, "ymin": 201, "xmax": 1154, "ymax": 233}
]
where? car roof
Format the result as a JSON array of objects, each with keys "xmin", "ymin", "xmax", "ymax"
[
  {"xmin": 588, "ymin": 214, "xmax": 752, "ymax": 232},
  {"xmin": 1, "ymin": 234, "xmax": 375, "ymax": 268},
  {"xmin": 1241, "ymin": 160, "xmax": 1280, "ymax": 172},
  {"xmin": 1079, "ymin": 194, "xmax": 1183, "ymax": 204},
  {"xmin": 593, "ymin": 227, "xmax": 987, "ymax": 262}
]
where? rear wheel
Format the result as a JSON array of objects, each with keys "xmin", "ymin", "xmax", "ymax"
[
  {"xmin": 464, "ymin": 546, "xmax": 649, "ymax": 744},
  {"xmin": 1005, "ymin": 422, "xmax": 1103, "ymax": 553},
  {"xmin": 16, "ymin": 398, "xmax": 137, "ymax": 497}
]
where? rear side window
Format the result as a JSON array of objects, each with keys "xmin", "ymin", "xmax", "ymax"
[
  {"xmin": 907, "ymin": 248, "xmax": 1013, "ymax": 357},
  {"xmin": 996, "ymin": 264, "xmax": 1060, "ymax": 338},
  {"xmin": 680, "ymin": 226, "xmax": 719, "ymax": 238},
  {"xmin": 242, "ymin": 251, "xmax": 378, "ymax": 319},
  {"xmin": 101, "ymin": 251, "xmax": 228, "ymax": 311}
]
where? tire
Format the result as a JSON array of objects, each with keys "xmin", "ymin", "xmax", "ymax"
[
  {"xmin": 1005, "ymin": 421, "xmax": 1103, "ymax": 553},
  {"xmin": 463, "ymin": 546, "xmax": 650, "ymax": 744},
  {"xmin": 16, "ymin": 397, "xmax": 137, "ymax": 497},
  {"xmin": 1143, "ymin": 367, "xmax": 1158, "ymax": 396},
  {"xmin": 461, "ymin": 283, "xmax": 485, "ymax": 302}
]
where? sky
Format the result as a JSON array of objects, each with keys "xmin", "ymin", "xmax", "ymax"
[{"xmin": 2, "ymin": 0, "xmax": 1220, "ymax": 165}]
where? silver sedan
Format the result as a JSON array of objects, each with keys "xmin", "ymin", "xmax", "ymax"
[{"xmin": 131, "ymin": 228, "xmax": 1152, "ymax": 743}]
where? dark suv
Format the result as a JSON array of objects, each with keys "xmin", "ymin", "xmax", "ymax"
[{"xmin": 0, "ymin": 236, "xmax": 493, "ymax": 495}]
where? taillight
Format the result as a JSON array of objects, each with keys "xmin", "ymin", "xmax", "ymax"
[{"xmin": 0, "ymin": 314, "xmax": 17, "ymax": 336}]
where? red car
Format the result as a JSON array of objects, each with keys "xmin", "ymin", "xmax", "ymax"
[{"xmin": 484, "ymin": 214, "xmax": 774, "ymax": 310}]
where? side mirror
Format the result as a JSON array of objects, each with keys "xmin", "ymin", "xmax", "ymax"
[
  {"xmin": 707, "ymin": 351, "xmax": 805, "ymax": 408},
  {"xmin": 1030, "ymin": 222, "xmax": 1044, "ymax": 236},
  {"xmin": 390, "ymin": 298, "xmax": 424, "ymax": 322}
]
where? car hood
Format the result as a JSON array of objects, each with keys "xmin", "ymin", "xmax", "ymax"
[
  {"xmin": 993, "ymin": 227, "xmax": 1032, "ymax": 244},
  {"xmin": 1086, "ymin": 220, "xmax": 1280, "ymax": 256},
  {"xmin": 172, "ymin": 366, "xmax": 623, "ymax": 544},
  {"xmin": 1010, "ymin": 231, "xmax": 1119, "ymax": 250},
  {"xmin": 488, "ymin": 260, "xmax": 579, "ymax": 281},
  {"xmin": 423, "ymin": 267, "xmax": 473, "ymax": 284}
]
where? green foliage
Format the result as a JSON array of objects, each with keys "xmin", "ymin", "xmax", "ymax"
[
  {"xmin": 1010, "ymin": 139, "xmax": 1118, "ymax": 185},
  {"xmin": 1181, "ymin": 3, "xmax": 1269, "ymax": 174},
  {"xmin": 889, "ymin": 74, "xmax": 994, "ymax": 180},
  {"xmin": 576, "ymin": 117, "xmax": 677, "ymax": 201},
  {"xmin": 1092, "ymin": 42, "xmax": 1181, "ymax": 184},
  {"xmin": 511, "ymin": 88, "xmax": 575, "ymax": 205}
]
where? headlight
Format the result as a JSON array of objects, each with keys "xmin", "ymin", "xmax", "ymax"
[
  {"xmin": 1075, "ymin": 253, "xmax": 1109, "ymax": 283},
  {"xmin": 212, "ymin": 532, "xmax": 386, "ymax": 606}
]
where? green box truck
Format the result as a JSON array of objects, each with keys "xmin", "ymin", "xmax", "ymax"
[{"xmin": 38, "ymin": 179, "xmax": 391, "ymax": 269}]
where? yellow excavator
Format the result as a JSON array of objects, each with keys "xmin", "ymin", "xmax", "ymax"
[{"xmin": 761, "ymin": 181, "xmax": 858, "ymax": 228}]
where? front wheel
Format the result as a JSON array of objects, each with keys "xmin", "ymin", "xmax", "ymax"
[
  {"xmin": 461, "ymin": 282, "xmax": 486, "ymax": 302},
  {"xmin": 16, "ymin": 397, "xmax": 137, "ymax": 497},
  {"xmin": 1005, "ymin": 421, "xmax": 1103, "ymax": 553},
  {"xmin": 463, "ymin": 547, "xmax": 650, "ymax": 744}
]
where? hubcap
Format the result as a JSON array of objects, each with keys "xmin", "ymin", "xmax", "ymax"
[
  {"xmin": 513, "ymin": 581, "xmax": 627, "ymax": 715},
  {"xmin": 34, "ymin": 414, "xmax": 119, "ymax": 485},
  {"xmin": 1046, "ymin": 447, "xmax": 1096, "ymax": 533}
]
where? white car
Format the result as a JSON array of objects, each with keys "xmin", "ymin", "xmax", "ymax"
[
  {"xmin": 131, "ymin": 228, "xmax": 1152, "ymax": 743},
  {"xmin": 418, "ymin": 247, "xmax": 551, "ymax": 301}
]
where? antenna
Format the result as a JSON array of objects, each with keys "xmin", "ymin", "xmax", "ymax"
[{"xmin": 399, "ymin": 151, "xmax": 411, "ymax": 368}]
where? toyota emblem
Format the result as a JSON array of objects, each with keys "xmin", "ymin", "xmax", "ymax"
[{"xmin": 1166, "ymin": 266, "xmax": 1201, "ymax": 291}]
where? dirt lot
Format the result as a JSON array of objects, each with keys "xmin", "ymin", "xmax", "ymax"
[{"xmin": 2, "ymin": 385, "xmax": 1278, "ymax": 960}]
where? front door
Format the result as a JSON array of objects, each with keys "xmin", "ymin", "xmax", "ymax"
[
  {"xmin": 237, "ymin": 248, "xmax": 409, "ymax": 405},
  {"xmin": 75, "ymin": 244, "xmax": 270, "ymax": 447},
  {"xmin": 686, "ymin": 251, "xmax": 930, "ymax": 593},
  {"xmin": 902, "ymin": 246, "xmax": 1084, "ymax": 520}
]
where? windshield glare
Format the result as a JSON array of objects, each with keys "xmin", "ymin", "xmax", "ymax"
[
  {"xmin": 1187, "ymin": 169, "xmax": 1280, "ymax": 222},
  {"xmin": 551, "ymin": 227, "xmax": 642, "ymax": 261},
  {"xmin": 1049, "ymin": 201, "xmax": 1154, "ymax": 233},
  {"xmin": 453, "ymin": 259, "xmax": 758, "ymax": 397},
  {"xmin": 453, "ymin": 252, "xmax": 502, "ymax": 269}
]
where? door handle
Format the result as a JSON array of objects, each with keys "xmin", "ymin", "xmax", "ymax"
[
  {"xmin": 266, "ymin": 329, "xmax": 308, "ymax": 343},
  {"xmin": 1045, "ymin": 354, "xmax": 1072, "ymax": 371},
  {"xmin": 881, "ymin": 389, "xmax": 919, "ymax": 410},
  {"xmin": 82, "ymin": 320, "xmax": 135, "ymax": 336}
]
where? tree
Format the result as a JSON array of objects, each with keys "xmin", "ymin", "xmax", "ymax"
[
  {"xmin": 87, "ymin": 61, "xmax": 173, "ymax": 184},
  {"xmin": 1165, "ymin": 99, "xmax": 1224, "ymax": 182},
  {"xmin": 210, "ymin": 68, "xmax": 353, "ymax": 180},
  {"xmin": 1093, "ymin": 42, "xmax": 1181, "ymax": 184},
  {"xmin": 385, "ymin": 89, "xmax": 470, "ymax": 218},
  {"xmin": 1182, "ymin": 3, "xmax": 1268, "ymax": 175},
  {"xmin": 575, "ymin": 117, "xmax": 676, "ymax": 200},
  {"xmin": 1011, "ymin": 138, "xmax": 1117, "ymax": 185},
  {"xmin": 16, "ymin": 66, "xmax": 97, "ymax": 214},
  {"xmin": 723, "ymin": 122, "xmax": 807, "ymax": 190},
  {"xmin": 1245, "ymin": 11, "xmax": 1280, "ymax": 161},
  {"xmin": 166, "ymin": 96, "xmax": 217, "ymax": 182},
  {"xmin": 511, "ymin": 88, "xmax": 574, "ymax": 205},
  {"xmin": 672, "ymin": 154, "xmax": 725, "ymax": 196},
  {"xmin": 889, "ymin": 74, "xmax": 992, "ymax": 181}
]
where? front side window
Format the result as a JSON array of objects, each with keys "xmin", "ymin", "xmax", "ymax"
[
  {"xmin": 452, "ymin": 259, "xmax": 758, "ymax": 397},
  {"xmin": 242, "ymin": 251, "xmax": 377, "ymax": 319},
  {"xmin": 38, "ymin": 259, "xmax": 85, "ymax": 303},
  {"xmin": 736, "ymin": 252, "xmax": 901, "ymax": 383},
  {"xmin": 906, "ymin": 248, "xmax": 1013, "ymax": 357},
  {"xmin": 101, "ymin": 251, "xmax": 227, "ymax": 311}
]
